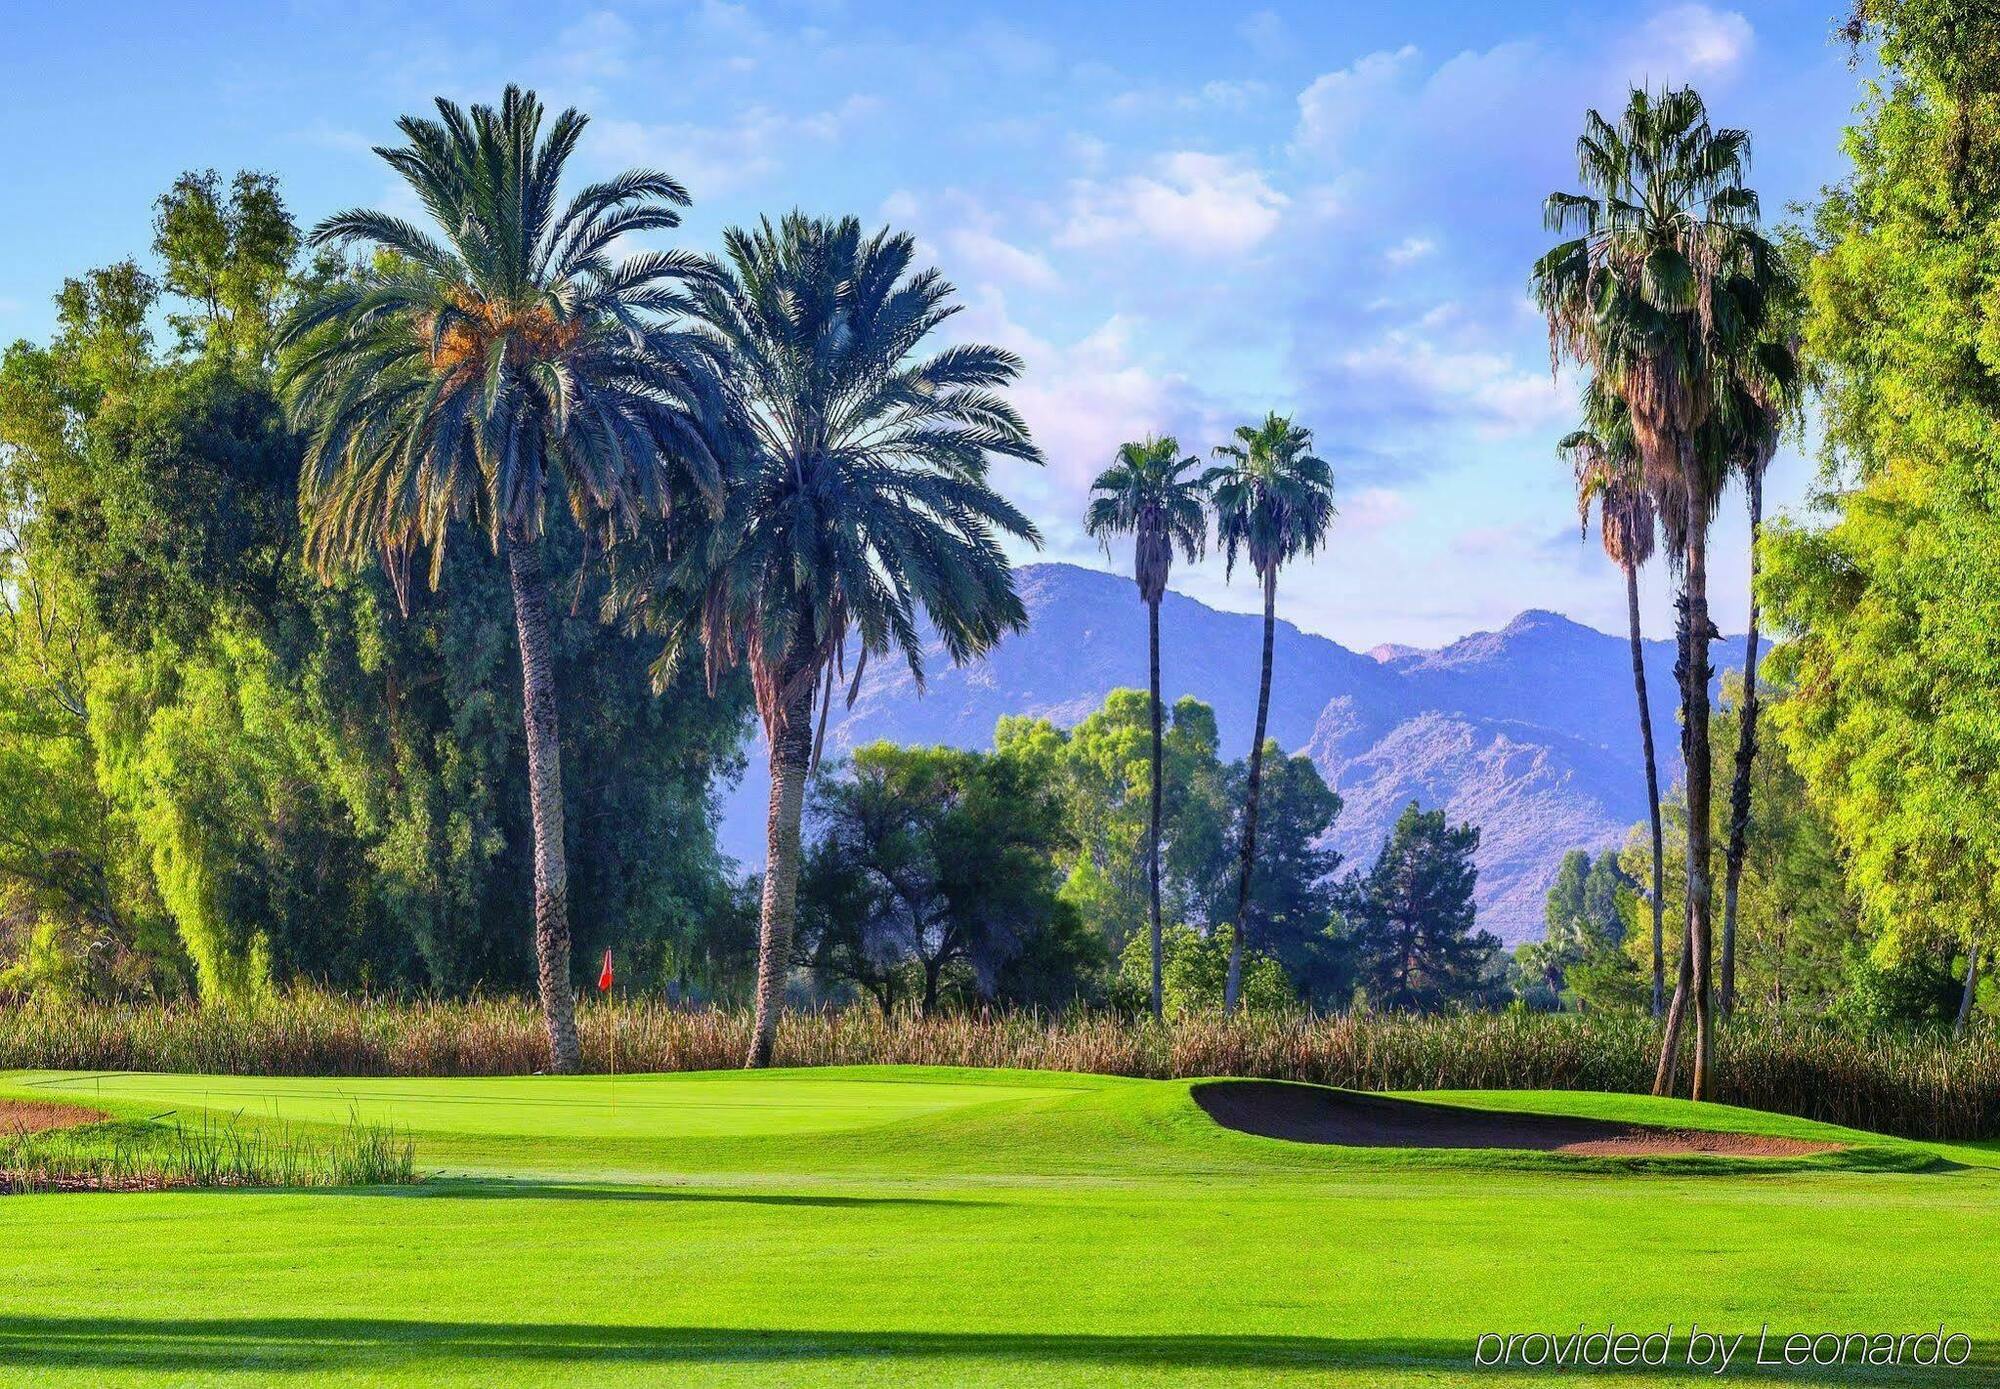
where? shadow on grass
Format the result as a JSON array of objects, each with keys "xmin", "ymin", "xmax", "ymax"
[
  {"xmin": 189, "ymin": 1177, "xmax": 1006, "ymax": 1209},
  {"xmin": 0, "ymin": 1319, "xmax": 1991, "ymax": 1384}
]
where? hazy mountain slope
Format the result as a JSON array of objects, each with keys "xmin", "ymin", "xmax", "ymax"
[{"xmin": 715, "ymin": 563, "xmax": 1737, "ymax": 945}]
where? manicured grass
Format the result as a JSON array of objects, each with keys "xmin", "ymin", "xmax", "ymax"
[{"xmin": 2, "ymin": 1066, "xmax": 1995, "ymax": 1386}]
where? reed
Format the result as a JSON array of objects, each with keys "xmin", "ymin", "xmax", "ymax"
[
  {"xmin": 0, "ymin": 1109, "xmax": 417, "ymax": 1194},
  {"xmin": 2, "ymin": 995, "xmax": 1993, "ymax": 1140}
]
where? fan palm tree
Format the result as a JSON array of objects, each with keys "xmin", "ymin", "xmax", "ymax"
[
  {"xmin": 1084, "ymin": 437, "xmax": 1208, "ymax": 1022},
  {"xmin": 1561, "ymin": 384, "xmax": 1665, "ymax": 1017},
  {"xmin": 1205, "ymin": 413, "xmax": 1335, "ymax": 1013},
  {"xmin": 1716, "ymin": 337, "xmax": 1799, "ymax": 1017},
  {"xmin": 277, "ymin": 87, "xmax": 728, "ymax": 1073},
  {"xmin": 1534, "ymin": 85, "xmax": 1787, "ymax": 1098},
  {"xmin": 617, "ymin": 213, "xmax": 1042, "ymax": 1067}
]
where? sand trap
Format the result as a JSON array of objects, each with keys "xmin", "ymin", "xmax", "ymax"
[
  {"xmin": 0, "ymin": 1099, "xmax": 105, "ymax": 1136},
  {"xmin": 1193, "ymin": 1082, "xmax": 1842, "ymax": 1158}
]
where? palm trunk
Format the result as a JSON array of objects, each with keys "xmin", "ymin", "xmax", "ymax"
[
  {"xmin": 1225, "ymin": 567, "xmax": 1278, "ymax": 1014},
  {"xmin": 1626, "ymin": 562, "xmax": 1666, "ymax": 1019},
  {"xmin": 1721, "ymin": 470, "xmax": 1764, "ymax": 1018},
  {"xmin": 1957, "ymin": 942, "xmax": 1981, "ymax": 1037},
  {"xmin": 746, "ymin": 678, "xmax": 817, "ymax": 1068},
  {"xmin": 1683, "ymin": 519, "xmax": 1717, "ymax": 1102},
  {"xmin": 505, "ymin": 532, "xmax": 580, "ymax": 1075},
  {"xmin": 1147, "ymin": 595, "xmax": 1165, "ymax": 1023}
]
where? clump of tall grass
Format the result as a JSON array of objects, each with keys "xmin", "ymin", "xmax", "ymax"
[
  {"xmin": 3, "ymin": 993, "xmax": 1994, "ymax": 1140},
  {"xmin": 0, "ymin": 1110, "xmax": 417, "ymax": 1194}
]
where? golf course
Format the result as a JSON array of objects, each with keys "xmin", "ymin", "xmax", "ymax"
[{"xmin": 2, "ymin": 1065, "xmax": 1994, "ymax": 1386}]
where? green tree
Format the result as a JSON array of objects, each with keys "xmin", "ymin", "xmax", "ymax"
[
  {"xmin": 796, "ymin": 742, "xmax": 1090, "ymax": 1013},
  {"xmin": 1343, "ymin": 802, "xmax": 1497, "ymax": 1013},
  {"xmin": 1562, "ymin": 385, "xmax": 1666, "ymax": 1015},
  {"xmin": 1084, "ymin": 436, "xmax": 1207, "ymax": 1022},
  {"xmin": 1760, "ymin": 0, "xmax": 2000, "ymax": 1036},
  {"xmin": 1534, "ymin": 85, "xmax": 1795, "ymax": 1097},
  {"xmin": 276, "ymin": 88, "xmax": 729, "ymax": 1071},
  {"xmin": 1204, "ymin": 413, "xmax": 1336, "ymax": 1013},
  {"xmin": 1115, "ymin": 923, "xmax": 1292, "ymax": 1020},
  {"xmin": 1618, "ymin": 678, "xmax": 1858, "ymax": 1020},
  {"xmin": 624, "ymin": 213, "xmax": 1042, "ymax": 1066}
]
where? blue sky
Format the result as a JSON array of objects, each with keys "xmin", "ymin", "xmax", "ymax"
[{"xmin": 0, "ymin": 1, "xmax": 1866, "ymax": 647}]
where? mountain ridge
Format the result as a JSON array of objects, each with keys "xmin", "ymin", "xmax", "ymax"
[{"xmin": 715, "ymin": 562, "xmax": 1739, "ymax": 945}]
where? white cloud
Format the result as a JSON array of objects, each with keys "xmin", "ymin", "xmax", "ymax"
[
  {"xmin": 1060, "ymin": 151, "xmax": 1288, "ymax": 257},
  {"xmin": 594, "ymin": 96, "xmax": 878, "ymax": 198},
  {"xmin": 1333, "ymin": 331, "xmax": 1569, "ymax": 438},
  {"xmin": 1292, "ymin": 46, "xmax": 1420, "ymax": 159},
  {"xmin": 1238, "ymin": 9, "xmax": 1289, "ymax": 61},
  {"xmin": 954, "ymin": 289, "xmax": 1214, "ymax": 511},
  {"xmin": 944, "ymin": 228, "xmax": 1059, "ymax": 290},
  {"xmin": 1385, "ymin": 235, "xmax": 1437, "ymax": 267},
  {"xmin": 557, "ymin": 10, "xmax": 636, "ymax": 82},
  {"xmin": 1633, "ymin": 5, "xmax": 1754, "ymax": 81}
]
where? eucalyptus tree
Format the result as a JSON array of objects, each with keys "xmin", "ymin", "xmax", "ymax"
[
  {"xmin": 276, "ymin": 87, "xmax": 728, "ymax": 1072},
  {"xmin": 1534, "ymin": 85, "xmax": 1788, "ymax": 1097},
  {"xmin": 1205, "ymin": 413, "xmax": 1335, "ymax": 1013},
  {"xmin": 1562, "ymin": 383, "xmax": 1665, "ymax": 1016},
  {"xmin": 1084, "ymin": 437, "xmax": 1207, "ymax": 1022},
  {"xmin": 618, "ymin": 213, "xmax": 1042, "ymax": 1067}
]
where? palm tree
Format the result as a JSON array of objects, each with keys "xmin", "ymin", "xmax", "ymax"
[
  {"xmin": 1084, "ymin": 437, "xmax": 1207, "ymax": 1023},
  {"xmin": 1534, "ymin": 85, "xmax": 1787, "ymax": 1098},
  {"xmin": 617, "ymin": 213, "xmax": 1042, "ymax": 1067},
  {"xmin": 1718, "ymin": 332, "xmax": 1800, "ymax": 1018},
  {"xmin": 1561, "ymin": 385, "xmax": 1665, "ymax": 1017},
  {"xmin": 277, "ymin": 87, "xmax": 727, "ymax": 1073},
  {"xmin": 1205, "ymin": 413, "xmax": 1335, "ymax": 1013}
]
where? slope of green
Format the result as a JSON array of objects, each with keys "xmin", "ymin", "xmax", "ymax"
[{"xmin": 1, "ymin": 1067, "xmax": 1994, "ymax": 1387}]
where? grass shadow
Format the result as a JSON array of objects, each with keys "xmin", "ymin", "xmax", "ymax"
[{"xmin": 0, "ymin": 1318, "xmax": 1991, "ymax": 1384}]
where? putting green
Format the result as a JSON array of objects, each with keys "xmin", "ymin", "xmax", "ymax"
[{"xmin": 2, "ymin": 1066, "xmax": 1995, "ymax": 1387}]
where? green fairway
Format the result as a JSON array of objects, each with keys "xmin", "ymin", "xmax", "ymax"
[{"xmin": 2, "ymin": 1067, "xmax": 1995, "ymax": 1387}]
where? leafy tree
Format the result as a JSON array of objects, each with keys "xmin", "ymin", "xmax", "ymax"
[
  {"xmin": 1510, "ymin": 849, "xmax": 1636, "ymax": 1010},
  {"xmin": 152, "ymin": 170, "xmax": 305, "ymax": 364},
  {"xmin": 621, "ymin": 213, "xmax": 1042, "ymax": 1066},
  {"xmin": 1343, "ymin": 802, "xmax": 1497, "ymax": 1012},
  {"xmin": 1761, "ymin": 0, "xmax": 2000, "ymax": 1035},
  {"xmin": 1084, "ymin": 436, "xmax": 1207, "ymax": 1021},
  {"xmin": 1563, "ymin": 385, "xmax": 1666, "ymax": 1014},
  {"xmin": 277, "ymin": 87, "xmax": 727, "ymax": 1072},
  {"xmin": 1535, "ymin": 85, "xmax": 1797, "ymax": 1097},
  {"xmin": 1618, "ymin": 678, "xmax": 1857, "ymax": 1019},
  {"xmin": 1204, "ymin": 413, "xmax": 1336, "ymax": 1012},
  {"xmin": 1114, "ymin": 923, "xmax": 1292, "ymax": 1020},
  {"xmin": 795, "ymin": 742, "xmax": 1087, "ymax": 1013}
]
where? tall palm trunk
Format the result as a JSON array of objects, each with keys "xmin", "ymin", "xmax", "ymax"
[
  {"xmin": 1224, "ymin": 566, "xmax": 1278, "ymax": 1013},
  {"xmin": 1957, "ymin": 942, "xmax": 1982, "ymax": 1037},
  {"xmin": 746, "ymin": 678, "xmax": 817, "ymax": 1068},
  {"xmin": 1146, "ymin": 595, "xmax": 1165, "ymax": 1023},
  {"xmin": 505, "ymin": 532, "xmax": 581, "ymax": 1075},
  {"xmin": 1625, "ymin": 561, "xmax": 1666, "ymax": 1018},
  {"xmin": 1682, "ymin": 517, "xmax": 1718, "ymax": 1101},
  {"xmin": 1720, "ymin": 470, "xmax": 1764, "ymax": 1017}
]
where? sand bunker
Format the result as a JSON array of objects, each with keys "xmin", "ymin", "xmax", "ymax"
[
  {"xmin": 1193, "ymin": 1082, "xmax": 1842, "ymax": 1159},
  {"xmin": 0, "ymin": 1099, "xmax": 105, "ymax": 1137}
]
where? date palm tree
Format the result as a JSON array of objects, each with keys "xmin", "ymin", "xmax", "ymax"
[
  {"xmin": 277, "ymin": 87, "xmax": 728, "ymax": 1073},
  {"xmin": 1562, "ymin": 384, "xmax": 1665, "ymax": 1016},
  {"xmin": 617, "ymin": 213, "xmax": 1042, "ymax": 1067},
  {"xmin": 1534, "ymin": 84, "xmax": 1788, "ymax": 1098},
  {"xmin": 1205, "ymin": 413, "xmax": 1335, "ymax": 1013},
  {"xmin": 1085, "ymin": 437, "xmax": 1207, "ymax": 1022}
]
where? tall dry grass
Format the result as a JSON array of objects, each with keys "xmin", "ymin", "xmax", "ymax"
[{"xmin": 2, "ymin": 995, "xmax": 1993, "ymax": 1139}]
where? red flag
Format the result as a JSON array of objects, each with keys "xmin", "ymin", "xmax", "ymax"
[{"xmin": 597, "ymin": 949, "xmax": 614, "ymax": 993}]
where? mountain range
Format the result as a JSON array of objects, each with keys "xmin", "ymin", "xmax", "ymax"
[{"xmin": 714, "ymin": 562, "xmax": 1741, "ymax": 945}]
